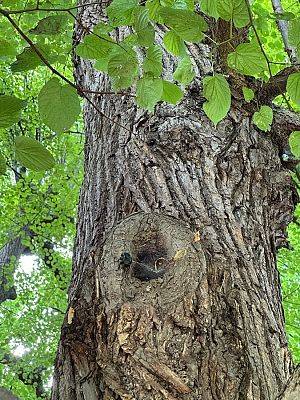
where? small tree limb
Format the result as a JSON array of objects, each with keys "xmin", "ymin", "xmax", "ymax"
[
  {"xmin": 258, "ymin": 65, "xmax": 300, "ymax": 103},
  {"xmin": 271, "ymin": 0, "xmax": 298, "ymax": 64}
]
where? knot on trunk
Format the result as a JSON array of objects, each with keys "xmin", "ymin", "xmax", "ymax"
[{"xmin": 97, "ymin": 212, "xmax": 206, "ymax": 312}]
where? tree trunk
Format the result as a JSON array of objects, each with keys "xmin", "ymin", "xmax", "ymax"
[
  {"xmin": 51, "ymin": 3, "xmax": 298, "ymax": 399},
  {"xmin": 0, "ymin": 237, "xmax": 26, "ymax": 303}
]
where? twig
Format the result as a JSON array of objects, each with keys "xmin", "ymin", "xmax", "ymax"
[
  {"xmin": 244, "ymin": 0, "xmax": 272, "ymax": 76},
  {"xmin": 80, "ymin": 88, "xmax": 135, "ymax": 97},
  {"xmin": 0, "ymin": 2, "xmax": 107, "ymax": 15},
  {"xmin": 67, "ymin": 9, "xmax": 126, "ymax": 50},
  {"xmin": 244, "ymin": 0, "xmax": 293, "ymax": 108},
  {"xmin": 0, "ymin": 9, "xmax": 131, "ymax": 132}
]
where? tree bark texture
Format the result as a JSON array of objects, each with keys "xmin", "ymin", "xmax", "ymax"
[
  {"xmin": 51, "ymin": 2, "xmax": 298, "ymax": 399},
  {"xmin": 0, "ymin": 387, "xmax": 21, "ymax": 400},
  {"xmin": 0, "ymin": 237, "xmax": 26, "ymax": 303}
]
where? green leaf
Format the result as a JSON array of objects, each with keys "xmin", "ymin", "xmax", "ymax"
[
  {"xmin": 107, "ymin": 48, "xmax": 138, "ymax": 90},
  {"xmin": 29, "ymin": 15, "xmax": 69, "ymax": 35},
  {"xmin": 159, "ymin": 7, "xmax": 207, "ymax": 42},
  {"xmin": 227, "ymin": 40, "xmax": 268, "ymax": 77},
  {"xmin": 137, "ymin": 25, "xmax": 155, "ymax": 46},
  {"xmin": 94, "ymin": 57, "xmax": 109, "ymax": 72},
  {"xmin": 287, "ymin": 72, "xmax": 300, "ymax": 105},
  {"xmin": 146, "ymin": 0, "xmax": 164, "ymax": 22},
  {"xmin": 0, "ymin": 95, "xmax": 26, "ymax": 128},
  {"xmin": 201, "ymin": 0, "xmax": 219, "ymax": 18},
  {"xmin": 93, "ymin": 22, "xmax": 113, "ymax": 35},
  {"xmin": 163, "ymin": 30, "xmax": 186, "ymax": 56},
  {"xmin": 242, "ymin": 87, "xmax": 254, "ymax": 102},
  {"xmin": 136, "ymin": 77, "xmax": 163, "ymax": 111},
  {"xmin": 173, "ymin": 0, "xmax": 194, "ymax": 10},
  {"xmin": 203, "ymin": 74, "xmax": 231, "ymax": 125},
  {"xmin": 252, "ymin": 105, "xmax": 273, "ymax": 132},
  {"xmin": 217, "ymin": 0, "xmax": 249, "ymax": 28},
  {"xmin": 0, "ymin": 38, "xmax": 17, "ymax": 57},
  {"xmin": 288, "ymin": 20, "xmax": 300, "ymax": 59},
  {"xmin": 161, "ymin": 81, "xmax": 184, "ymax": 104},
  {"xmin": 133, "ymin": 6, "xmax": 155, "ymax": 46},
  {"xmin": 10, "ymin": 45, "xmax": 55, "ymax": 73},
  {"xmin": 122, "ymin": 33, "xmax": 138, "ymax": 46},
  {"xmin": 271, "ymin": 12, "xmax": 295, "ymax": 21},
  {"xmin": 143, "ymin": 45, "xmax": 163, "ymax": 77},
  {"xmin": 76, "ymin": 34, "xmax": 115, "ymax": 60},
  {"xmin": 0, "ymin": 153, "xmax": 7, "ymax": 175},
  {"xmin": 38, "ymin": 78, "xmax": 81, "ymax": 133},
  {"xmin": 15, "ymin": 136, "xmax": 55, "ymax": 171},
  {"xmin": 107, "ymin": 0, "xmax": 139, "ymax": 26},
  {"xmin": 289, "ymin": 131, "xmax": 300, "ymax": 159},
  {"xmin": 173, "ymin": 57, "xmax": 195, "ymax": 85}
]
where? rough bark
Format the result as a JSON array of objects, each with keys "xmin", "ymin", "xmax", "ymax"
[
  {"xmin": 0, "ymin": 237, "xmax": 26, "ymax": 303},
  {"xmin": 0, "ymin": 388, "xmax": 21, "ymax": 400},
  {"xmin": 278, "ymin": 365, "xmax": 300, "ymax": 400},
  {"xmin": 51, "ymin": 2, "xmax": 299, "ymax": 400}
]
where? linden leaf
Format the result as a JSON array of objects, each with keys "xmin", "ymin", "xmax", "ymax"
[
  {"xmin": 159, "ymin": 7, "xmax": 207, "ymax": 42},
  {"xmin": 136, "ymin": 76, "xmax": 163, "ymax": 111},
  {"xmin": 242, "ymin": 87, "xmax": 255, "ymax": 102},
  {"xmin": 252, "ymin": 105, "xmax": 273, "ymax": 132},
  {"xmin": 38, "ymin": 78, "xmax": 81, "ymax": 133},
  {"xmin": 161, "ymin": 81, "xmax": 184, "ymax": 105},
  {"xmin": 227, "ymin": 41, "xmax": 268, "ymax": 77},
  {"xmin": 217, "ymin": 0, "xmax": 249, "ymax": 28},
  {"xmin": 173, "ymin": 57, "xmax": 195, "ymax": 85},
  {"xmin": 287, "ymin": 72, "xmax": 300, "ymax": 105},
  {"xmin": 201, "ymin": 0, "xmax": 219, "ymax": 18},
  {"xmin": 289, "ymin": 131, "xmax": 300, "ymax": 158},
  {"xmin": 203, "ymin": 74, "xmax": 231, "ymax": 125},
  {"xmin": 29, "ymin": 15, "xmax": 69, "ymax": 35},
  {"xmin": 0, "ymin": 95, "xmax": 26, "ymax": 128},
  {"xmin": 15, "ymin": 136, "xmax": 55, "ymax": 171},
  {"xmin": 107, "ymin": 0, "xmax": 139, "ymax": 26},
  {"xmin": 163, "ymin": 30, "xmax": 186, "ymax": 56},
  {"xmin": 143, "ymin": 45, "xmax": 163, "ymax": 77}
]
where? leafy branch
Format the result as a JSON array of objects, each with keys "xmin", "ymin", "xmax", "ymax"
[
  {"xmin": 259, "ymin": 65, "xmax": 300, "ymax": 103},
  {"xmin": 244, "ymin": 0, "xmax": 272, "ymax": 76},
  {"xmin": 244, "ymin": 0, "xmax": 296, "ymax": 108},
  {"xmin": 0, "ymin": 9, "xmax": 131, "ymax": 131},
  {"xmin": 0, "ymin": 2, "xmax": 108, "ymax": 15}
]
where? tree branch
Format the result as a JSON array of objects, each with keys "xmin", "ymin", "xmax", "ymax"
[
  {"xmin": 273, "ymin": 106, "xmax": 300, "ymax": 132},
  {"xmin": 271, "ymin": 0, "xmax": 298, "ymax": 64},
  {"xmin": 258, "ymin": 65, "xmax": 300, "ymax": 103},
  {"xmin": 271, "ymin": 106, "xmax": 300, "ymax": 155},
  {"xmin": 245, "ymin": 0, "xmax": 272, "ymax": 76},
  {"xmin": 0, "ymin": 236, "xmax": 26, "ymax": 303},
  {"xmin": 1, "ymin": 2, "xmax": 108, "ymax": 14}
]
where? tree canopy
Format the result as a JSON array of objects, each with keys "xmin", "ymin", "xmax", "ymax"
[{"xmin": 0, "ymin": 0, "xmax": 299, "ymax": 398}]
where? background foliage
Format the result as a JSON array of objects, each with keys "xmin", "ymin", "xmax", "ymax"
[{"xmin": 0, "ymin": 0, "xmax": 299, "ymax": 398}]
